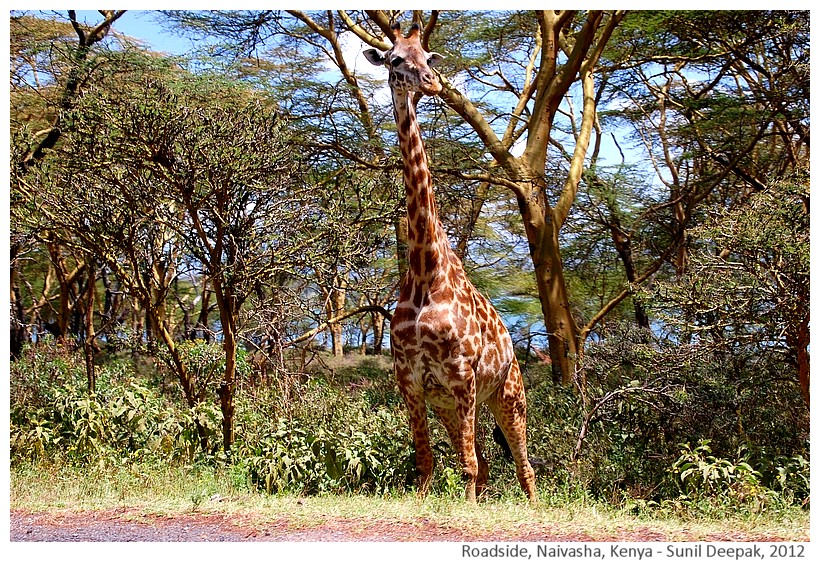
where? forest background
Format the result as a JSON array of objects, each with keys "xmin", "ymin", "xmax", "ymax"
[{"xmin": 8, "ymin": 9, "xmax": 810, "ymax": 516}]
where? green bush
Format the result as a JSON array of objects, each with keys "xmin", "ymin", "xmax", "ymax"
[
  {"xmin": 234, "ymin": 371, "xmax": 415, "ymax": 496},
  {"xmin": 241, "ymin": 410, "xmax": 414, "ymax": 496},
  {"xmin": 518, "ymin": 323, "xmax": 809, "ymax": 510},
  {"xmin": 10, "ymin": 343, "xmax": 809, "ymax": 510},
  {"xmin": 671, "ymin": 441, "xmax": 772, "ymax": 509},
  {"xmin": 10, "ymin": 344, "xmax": 204, "ymax": 463}
]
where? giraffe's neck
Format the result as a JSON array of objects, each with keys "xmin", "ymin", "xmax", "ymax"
[{"xmin": 393, "ymin": 89, "xmax": 448, "ymax": 279}]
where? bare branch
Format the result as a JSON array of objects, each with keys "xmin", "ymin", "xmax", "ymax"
[{"xmin": 287, "ymin": 305, "xmax": 393, "ymax": 346}]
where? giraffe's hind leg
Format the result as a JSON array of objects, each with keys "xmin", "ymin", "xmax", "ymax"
[
  {"xmin": 488, "ymin": 361, "xmax": 537, "ymax": 503},
  {"xmin": 475, "ymin": 424, "xmax": 490, "ymax": 499}
]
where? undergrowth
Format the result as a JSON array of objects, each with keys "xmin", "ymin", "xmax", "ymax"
[{"xmin": 10, "ymin": 342, "xmax": 810, "ymax": 522}]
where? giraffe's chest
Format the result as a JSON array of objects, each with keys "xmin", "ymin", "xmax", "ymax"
[
  {"xmin": 391, "ymin": 274, "xmax": 515, "ymax": 406},
  {"xmin": 390, "ymin": 271, "xmax": 478, "ymax": 355}
]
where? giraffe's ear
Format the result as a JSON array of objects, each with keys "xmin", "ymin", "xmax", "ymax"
[
  {"xmin": 363, "ymin": 49, "xmax": 386, "ymax": 66},
  {"xmin": 427, "ymin": 53, "xmax": 445, "ymax": 68}
]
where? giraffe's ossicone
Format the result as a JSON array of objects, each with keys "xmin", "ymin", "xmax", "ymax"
[{"xmin": 365, "ymin": 22, "xmax": 537, "ymax": 504}]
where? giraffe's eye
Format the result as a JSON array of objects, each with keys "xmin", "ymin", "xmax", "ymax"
[{"xmin": 390, "ymin": 56, "xmax": 404, "ymax": 67}]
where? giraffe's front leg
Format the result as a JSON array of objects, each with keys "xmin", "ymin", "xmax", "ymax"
[
  {"xmin": 451, "ymin": 377, "xmax": 479, "ymax": 503},
  {"xmin": 396, "ymin": 371, "xmax": 434, "ymax": 497},
  {"xmin": 408, "ymin": 401, "xmax": 434, "ymax": 498},
  {"xmin": 408, "ymin": 404, "xmax": 433, "ymax": 498}
]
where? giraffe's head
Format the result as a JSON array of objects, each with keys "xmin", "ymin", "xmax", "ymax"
[{"xmin": 363, "ymin": 22, "xmax": 445, "ymax": 96}]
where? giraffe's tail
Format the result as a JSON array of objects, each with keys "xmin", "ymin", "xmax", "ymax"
[
  {"xmin": 492, "ymin": 424, "xmax": 550, "ymax": 468},
  {"xmin": 492, "ymin": 424, "xmax": 514, "ymax": 461}
]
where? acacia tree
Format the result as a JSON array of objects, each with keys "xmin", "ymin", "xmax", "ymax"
[
  {"xmin": 13, "ymin": 49, "xmax": 339, "ymax": 451},
  {"xmin": 597, "ymin": 11, "xmax": 809, "ymax": 401},
  {"xmin": 15, "ymin": 10, "xmax": 127, "ymax": 172},
  {"xmin": 12, "ymin": 51, "xmax": 208, "ymax": 444},
  {"xmin": 10, "ymin": 10, "xmax": 128, "ymax": 358},
  {"xmin": 171, "ymin": 105, "xmax": 319, "ymax": 450},
  {"xmin": 161, "ymin": 9, "xmax": 408, "ymax": 356},
  {"xmin": 98, "ymin": 74, "xmax": 332, "ymax": 452},
  {"xmin": 601, "ymin": 11, "xmax": 808, "ymax": 277},
  {"xmin": 699, "ymin": 181, "xmax": 807, "ymax": 405}
]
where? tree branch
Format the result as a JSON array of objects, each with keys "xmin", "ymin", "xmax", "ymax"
[
  {"xmin": 337, "ymin": 10, "xmax": 390, "ymax": 50},
  {"xmin": 287, "ymin": 305, "xmax": 393, "ymax": 346},
  {"xmin": 364, "ymin": 10, "xmax": 395, "ymax": 42},
  {"xmin": 438, "ymin": 76, "xmax": 519, "ymax": 176},
  {"xmin": 579, "ymin": 235, "xmax": 680, "ymax": 343}
]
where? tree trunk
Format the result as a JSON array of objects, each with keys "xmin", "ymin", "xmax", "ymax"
[
  {"xmin": 357, "ymin": 296, "xmax": 368, "ymax": 355},
  {"xmin": 131, "ymin": 298, "xmax": 144, "ymax": 345},
  {"xmin": 213, "ymin": 282, "xmax": 238, "ymax": 453},
  {"xmin": 787, "ymin": 311, "xmax": 810, "ymax": 410},
  {"xmin": 331, "ymin": 287, "xmax": 346, "ymax": 357},
  {"xmin": 47, "ymin": 242, "xmax": 73, "ymax": 341},
  {"xmin": 514, "ymin": 172, "xmax": 581, "ymax": 386},
  {"xmin": 531, "ymin": 216, "xmax": 581, "ymax": 386},
  {"xmin": 195, "ymin": 281, "xmax": 211, "ymax": 341},
  {"xmin": 358, "ymin": 321, "xmax": 368, "ymax": 355},
  {"xmin": 100, "ymin": 265, "xmax": 124, "ymax": 338},
  {"xmin": 608, "ymin": 214, "xmax": 650, "ymax": 330},
  {"xmin": 325, "ymin": 275, "xmax": 347, "ymax": 357},
  {"xmin": 153, "ymin": 313, "xmax": 210, "ymax": 451},
  {"xmin": 83, "ymin": 260, "xmax": 97, "ymax": 393},
  {"xmin": 10, "ymin": 242, "xmax": 28, "ymax": 359},
  {"xmin": 10, "ymin": 285, "xmax": 28, "ymax": 358},
  {"xmin": 372, "ymin": 310, "xmax": 385, "ymax": 355},
  {"xmin": 673, "ymin": 196, "xmax": 689, "ymax": 277},
  {"xmin": 219, "ymin": 324, "xmax": 237, "ymax": 453},
  {"xmin": 151, "ymin": 260, "xmax": 170, "ymax": 337}
]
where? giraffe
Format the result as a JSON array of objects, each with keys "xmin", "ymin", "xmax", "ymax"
[{"xmin": 364, "ymin": 22, "xmax": 537, "ymax": 504}]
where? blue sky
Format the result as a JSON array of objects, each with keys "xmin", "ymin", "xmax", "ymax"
[
  {"xmin": 16, "ymin": 10, "xmax": 189, "ymax": 54},
  {"xmin": 79, "ymin": 10, "xmax": 193, "ymax": 55},
  {"xmin": 116, "ymin": 11, "xmax": 184, "ymax": 53}
]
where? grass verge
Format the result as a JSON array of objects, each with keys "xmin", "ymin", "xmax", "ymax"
[{"xmin": 10, "ymin": 460, "xmax": 809, "ymax": 541}]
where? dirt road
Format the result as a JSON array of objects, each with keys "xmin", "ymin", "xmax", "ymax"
[{"xmin": 10, "ymin": 508, "xmax": 801, "ymax": 542}]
